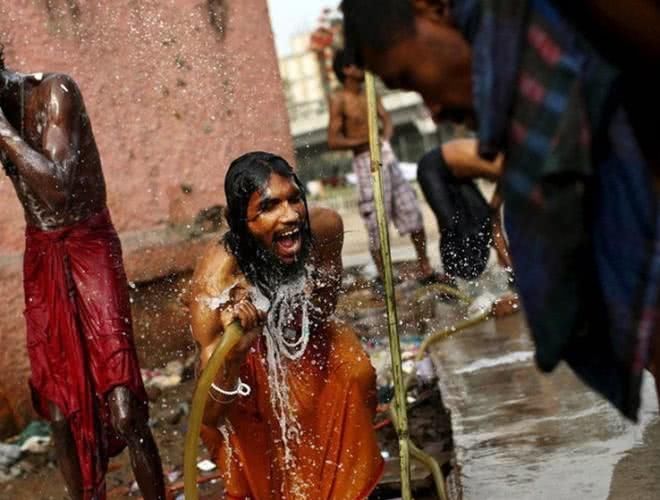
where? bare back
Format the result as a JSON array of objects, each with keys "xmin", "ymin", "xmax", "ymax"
[{"xmin": 1, "ymin": 73, "xmax": 106, "ymax": 229}]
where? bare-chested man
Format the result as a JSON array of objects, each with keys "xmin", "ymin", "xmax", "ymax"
[
  {"xmin": 191, "ymin": 152, "xmax": 383, "ymax": 498},
  {"xmin": 328, "ymin": 48, "xmax": 436, "ymax": 289},
  {"xmin": 0, "ymin": 45, "xmax": 166, "ymax": 499}
]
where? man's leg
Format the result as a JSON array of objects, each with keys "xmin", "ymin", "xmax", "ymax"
[
  {"xmin": 410, "ymin": 228, "xmax": 433, "ymax": 278},
  {"xmin": 316, "ymin": 323, "xmax": 383, "ymax": 499},
  {"xmin": 385, "ymin": 150, "xmax": 433, "ymax": 279},
  {"xmin": 492, "ymin": 215, "xmax": 512, "ymax": 269},
  {"xmin": 352, "ymin": 151, "xmax": 386, "ymax": 282},
  {"xmin": 107, "ymin": 386, "xmax": 166, "ymax": 500},
  {"xmin": 49, "ymin": 402, "xmax": 84, "ymax": 500},
  {"xmin": 369, "ymin": 244, "xmax": 385, "ymax": 277},
  {"xmin": 650, "ymin": 330, "xmax": 660, "ymax": 400}
]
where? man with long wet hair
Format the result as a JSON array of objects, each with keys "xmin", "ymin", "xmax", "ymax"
[
  {"xmin": 190, "ymin": 151, "xmax": 383, "ymax": 499},
  {"xmin": 0, "ymin": 44, "xmax": 165, "ymax": 499}
]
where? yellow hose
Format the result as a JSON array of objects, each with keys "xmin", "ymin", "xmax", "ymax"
[
  {"xmin": 181, "ymin": 281, "xmax": 488, "ymax": 499},
  {"xmin": 183, "ymin": 321, "xmax": 244, "ymax": 500},
  {"xmin": 414, "ymin": 283, "xmax": 472, "ymax": 305},
  {"xmin": 417, "ymin": 309, "xmax": 491, "ymax": 364},
  {"xmin": 410, "ymin": 435, "xmax": 447, "ymax": 500}
]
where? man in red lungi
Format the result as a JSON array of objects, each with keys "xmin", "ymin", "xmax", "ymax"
[{"xmin": 0, "ymin": 45, "xmax": 166, "ymax": 499}]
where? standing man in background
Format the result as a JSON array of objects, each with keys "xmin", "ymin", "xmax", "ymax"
[{"xmin": 328, "ymin": 49, "xmax": 439, "ymax": 291}]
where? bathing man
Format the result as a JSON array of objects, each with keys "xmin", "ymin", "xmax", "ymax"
[
  {"xmin": 328, "ymin": 49, "xmax": 436, "ymax": 287},
  {"xmin": 0, "ymin": 45, "xmax": 165, "ymax": 499},
  {"xmin": 190, "ymin": 152, "xmax": 383, "ymax": 499}
]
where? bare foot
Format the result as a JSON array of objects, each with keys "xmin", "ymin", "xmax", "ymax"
[
  {"xmin": 418, "ymin": 259, "xmax": 434, "ymax": 280},
  {"xmin": 492, "ymin": 293, "xmax": 520, "ymax": 317}
]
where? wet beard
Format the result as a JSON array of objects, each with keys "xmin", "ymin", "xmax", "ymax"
[{"xmin": 250, "ymin": 235, "xmax": 311, "ymax": 299}]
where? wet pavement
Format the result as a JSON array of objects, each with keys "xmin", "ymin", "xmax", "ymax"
[{"xmin": 428, "ymin": 311, "xmax": 660, "ymax": 500}]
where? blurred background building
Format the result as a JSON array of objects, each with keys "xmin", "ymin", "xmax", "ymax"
[{"xmin": 278, "ymin": 7, "xmax": 438, "ymax": 188}]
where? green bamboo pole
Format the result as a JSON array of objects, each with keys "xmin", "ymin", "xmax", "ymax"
[{"xmin": 365, "ymin": 71, "xmax": 412, "ymax": 500}]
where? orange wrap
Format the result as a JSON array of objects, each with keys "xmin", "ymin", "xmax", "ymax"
[{"xmin": 201, "ymin": 320, "xmax": 384, "ymax": 499}]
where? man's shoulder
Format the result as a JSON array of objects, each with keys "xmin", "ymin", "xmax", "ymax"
[
  {"xmin": 33, "ymin": 74, "xmax": 83, "ymax": 111},
  {"xmin": 309, "ymin": 206, "xmax": 343, "ymax": 243},
  {"xmin": 330, "ymin": 91, "xmax": 346, "ymax": 109},
  {"xmin": 193, "ymin": 241, "xmax": 240, "ymax": 291}
]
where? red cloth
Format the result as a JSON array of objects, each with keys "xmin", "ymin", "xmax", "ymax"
[{"xmin": 23, "ymin": 209, "xmax": 147, "ymax": 499}]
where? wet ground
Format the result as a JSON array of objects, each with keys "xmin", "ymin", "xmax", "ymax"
[
  {"xmin": 428, "ymin": 309, "xmax": 660, "ymax": 500},
  {"xmin": 2, "ymin": 205, "xmax": 659, "ymax": 499}
]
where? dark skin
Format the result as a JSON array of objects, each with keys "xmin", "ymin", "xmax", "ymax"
[
  {"xmin": 0, "ymin": 67, "xmax": 166, "ymax": 500},
  {"xmin": 191, "ymin": 174, "xmax": 344, "ymax": 427},
  {"xmin": 327, "ymin": 64, "xmax": 433, "ymax": 280},
  {"xmin": 359, "ymin": 0, "xmax": 660, "ymax": 182},
  {"xmin": 327, "ymin": 65, "xmax": 393, "ymax": 156},
  {"xmin": 360, "ymin": 0, "xmax": 473, "ymax": 124},
  {"xmin": 0, "ymin": 70, "xmax": 106, "ymax": 229}
]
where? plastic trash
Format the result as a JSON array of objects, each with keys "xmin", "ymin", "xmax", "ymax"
[
  {"xmin": 197, "ymin": 459, "xmax": 216, "ymax": 472},
  {"xmin": 0, "ymin": 443, "xmax": 22, "ymax": 468},
  {"xmin": 416, "ymin": 356, "xmax": 436, "ymax": 384}
]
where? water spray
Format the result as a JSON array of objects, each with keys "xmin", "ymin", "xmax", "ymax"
[{"xmin": 365, "ymin": 72, "xmax": 496, "ymax": 500}]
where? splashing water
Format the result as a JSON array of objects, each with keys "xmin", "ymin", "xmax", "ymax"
[
  {"xmin": 255, "ymin": 274, "xmax": 312, "ymax": 494},
  {"xmin": 218, "ymin": 421, "xmax": 234, "ymax": 480},
  {"xmin": 205, "ymin": 272, "xmax": 317, "ymax": 496}
]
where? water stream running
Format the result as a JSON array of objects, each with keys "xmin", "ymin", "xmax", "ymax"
[{"xmin": 430, "ymin": 313, "xmax": 659, "ymax": 500}]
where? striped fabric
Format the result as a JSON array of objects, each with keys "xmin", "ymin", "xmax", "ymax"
[
  {"xmin": 352, "ymin": 141, "xmax": 424, "ymax": 251},
  {"xmin": 453, "ymin": 0, "xmax": 659, "ymax": 419}
]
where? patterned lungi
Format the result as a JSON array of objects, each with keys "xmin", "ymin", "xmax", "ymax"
[{"xmin": 352, "ymin": 141, "xmax": 424, "ymax": 251}]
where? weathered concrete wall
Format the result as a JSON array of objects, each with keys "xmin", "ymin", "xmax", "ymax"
[{"xmin": 0, "ymin": 0, "xmax": 293, "ymax": 434}]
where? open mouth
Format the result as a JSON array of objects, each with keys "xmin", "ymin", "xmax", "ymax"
[{"xmin": 273, "ymin": 227, "xmax": 302, "ymax": 262}]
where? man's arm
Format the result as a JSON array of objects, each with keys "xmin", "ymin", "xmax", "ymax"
[
  {"xmin": 442, "ymin": 138, "xmax": 503, "ymax": 181},
  {"xmin": 377, "ymin": 98, "xmax": 393, "ymax": 142},
  {"xmin": 309, "ymin": 207, "xmax": 344, "ymax": 325},
  {"xmin": 0, "ymin": 75, "xmax": 81, "ymax": 211},
  {"xmin": 190, "ymin": 248, "xmax": 263, "ymax": 427},
  {"xmin": 327, "ymin": 93, "xmax": 368, "ymax": 150},
  {"xmin": 190, "ymin": 270, "xmax": 223, "ymax": 372}
]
